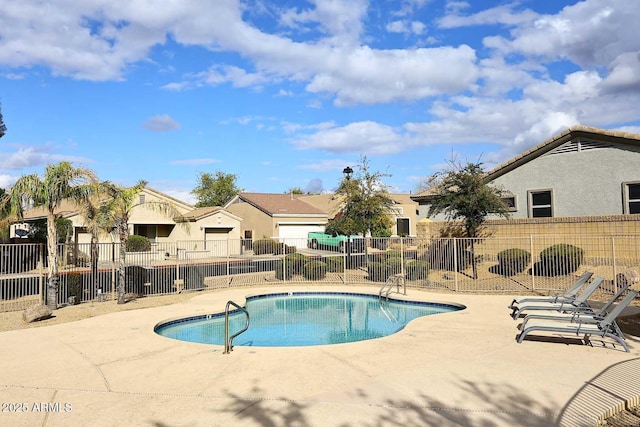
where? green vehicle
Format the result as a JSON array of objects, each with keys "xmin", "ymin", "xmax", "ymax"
[{"xmin": 307, "ymin": 232, "xmax": 364, "ymax": 253}]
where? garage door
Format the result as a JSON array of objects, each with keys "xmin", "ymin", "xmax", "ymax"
[{"xmin": 278, "ymin": 224, "xmax": 325, "ymax": 248}]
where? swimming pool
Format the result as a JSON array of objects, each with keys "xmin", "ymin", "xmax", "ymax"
[{"xmin": 154, "ymin": 292, "xmax": 465, "ymax": 347}]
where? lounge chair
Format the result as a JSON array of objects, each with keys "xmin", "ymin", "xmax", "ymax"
[
  {"xmin": 510, "ymin": 276, "xmax": 604, "ymax": 320},
  {"xmin": 517, "ymin": 290, "xmax": 638, "ymax": 352},
  {"xmin": 508, "ymin": 271, "xmax": 593, "ymax": 309},
  {"xmin": 518, "ymin": 280, "xmax": 633, "ymax": 328}
]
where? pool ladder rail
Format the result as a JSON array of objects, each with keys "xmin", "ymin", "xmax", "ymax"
[
  {"xmin": 223, "ymin": 300, "xmax": 250, "ymax": 354},
  {"xmin": 379, "ymin": 274, "xmax": 406, "ymax": 300}
]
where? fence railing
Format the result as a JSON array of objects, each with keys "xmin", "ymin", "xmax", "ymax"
[{"xmin": 1, "ymin": 235, "xmax": 638, "ymax": 312}]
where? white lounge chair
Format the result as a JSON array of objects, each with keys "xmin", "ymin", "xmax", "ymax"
[
  {"xmin": 510, "ymin": 277, "xmax": 604, "ymax": 320},
  {"xmin": 517, "ymin": 290, "xmax": 638, "ymax": 352}
]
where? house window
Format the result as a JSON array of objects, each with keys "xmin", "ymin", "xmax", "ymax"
[
  {"xmin": 501, "ymin": 196, "xmax": 517, "ymax": 212},
  {"xmin": 624, "ymin": 182, "xmax": 640, "ymax": 214},
  {"xmin": 528, "ymin": 190, "xmax": 553, "ymax": 218},
  {"xmin": 139, "ymin": 194, "xmax": 146, "ymax": 204}
]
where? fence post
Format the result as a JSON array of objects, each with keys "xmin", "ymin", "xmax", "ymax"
[
  {"xmin": 39, "ymin": 243, "xmax": 45, "ymax": 305},
  {"xmin": 611, "ymin": 235, "xmax": 617, "ymax": 285},
  {"xmin": 400, "ymin": 237, "xmax": 405, "ymax": 279},
  {"xmin": 343, "ymin": 252, "xmax": 347, "ymax": 285},
  {"xmin": 453, "ymin": 237, "xmax": 458, "ymax": 292},
  {"xmin": 530, "ymin": 235, "xmax": 535, "ymax": 292}
]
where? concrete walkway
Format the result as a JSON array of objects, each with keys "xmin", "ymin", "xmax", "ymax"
[{"xmin": 1, "ymin": 286, "xmax": 639, "ymax": 427}]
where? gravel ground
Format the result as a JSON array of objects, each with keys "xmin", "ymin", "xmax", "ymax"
[{"xmin": 0, "ymin": 292, "xmax": 198, "ymax": 332}]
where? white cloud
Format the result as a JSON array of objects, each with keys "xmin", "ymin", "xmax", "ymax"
[
  {"xmin": 438, "ymin": 4, "xmax": 539, "ymax": 28},
  {"xmin": 0, "ymin": 145, "xmax": 91, "ymax": 170},
  {"xmin": 292, "ymin": 121, "xmax": 410, "ymax": 155},
  {"xmin": 0, "ymin": 174, "xmax": 17, "ymax": 188},
  {"xmin": 483, "ymin": 0, "xmax": 640, "ymax": 68},
  {"xmin": 142, "ymin": 114, "xmax": 180, "ymax": 132}
]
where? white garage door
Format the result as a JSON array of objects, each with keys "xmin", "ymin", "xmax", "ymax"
[{"xmin": 278, "ymin": 224, "xmax": 325, "ymax": 248}]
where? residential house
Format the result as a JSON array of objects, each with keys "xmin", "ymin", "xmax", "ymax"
[
  {"xmin": 13, "ymin": 187, "xmax": 242, "ymax": 245},
  {"xmin": 224, "ymin": 192, "xmax": 328, "ymax": 247},
  {"xmin": 300, "ymin": 193, "xmax": 419, "ymax": 237},
  {"xmin": 411, "ymin": 126, "xmax": 640, "ymax": 220}
]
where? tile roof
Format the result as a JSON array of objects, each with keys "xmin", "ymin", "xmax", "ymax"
[{"xmin": 236, "ymin": 192, "xmax": 327, "ymax": 216}]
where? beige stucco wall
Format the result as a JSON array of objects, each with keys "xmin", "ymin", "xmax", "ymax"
[
  {"xmin": 416, "ymin": 215, "xmax": 640, "ymax": 262},
  {"xmin": 225, "ymin": 203, "xmax": 274, "ymax": 239}
]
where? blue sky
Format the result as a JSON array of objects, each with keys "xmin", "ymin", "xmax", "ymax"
[{"xmin": 1, "ymin": 0, "xmax": 639, "ymax": 204}]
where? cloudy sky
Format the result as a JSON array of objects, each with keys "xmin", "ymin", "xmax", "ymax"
[{"xmin": 0, "ymin": 0, "xmax": 639, "ymax": 203}]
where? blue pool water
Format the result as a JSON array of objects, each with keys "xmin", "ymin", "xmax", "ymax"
[{"xmin": 154, "ymin": 292, "xmax": 464, "ymax": 347}]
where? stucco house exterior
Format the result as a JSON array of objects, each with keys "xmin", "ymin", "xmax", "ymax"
[
  {"xmin": 411, "ymin": 126, "xmax": 640, "ymax": 220},
  {"xmin": 300, "ymin": 193, "xmax": 419, "ymax": 237},
  {"xmin": 12, "ymin": 187, "xmax": 242, "ymax": 245},
  {"xmin": 224, "ymin": 192, "xmax": 328, "ymax": 247}
]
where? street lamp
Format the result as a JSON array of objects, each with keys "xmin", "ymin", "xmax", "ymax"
[{"xmin": 342, "ymin": 166, "xmax": 353, "ymax": 180}]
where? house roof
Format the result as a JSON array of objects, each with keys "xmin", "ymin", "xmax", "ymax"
[
  {"xmin": 410, "ymin": 125, "xmax": 640, "ymax": 203},
  {"xmin": 484, "ymin": 125, "xmax": 640, "ymax": 182},
  {"xmin": 300, "ymin": 193, "xmax": 417, "ymax": 217},
  {"xmin": 19, "ymin": 187, "xmax": 195, "ymax": 222},
  {"xmin": 228, "ymin": 192, "xmax": 327, "ymax": 217},
  {"xmin": 180, "ymin": 206, "xmax": 242, "ymax": 222}
]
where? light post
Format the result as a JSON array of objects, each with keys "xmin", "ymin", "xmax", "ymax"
[
  {"xmin": 342, "ymin": 166, "xmax": 353, "ymax": 181},
  {"xmin": 342, "ymin": 166, "xmax": 354, "ymax": 267}
]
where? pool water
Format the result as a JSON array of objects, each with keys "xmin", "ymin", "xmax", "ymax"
[{"xmin": 155, "ymin": 292, "xmax": 464, "ymax": 347}]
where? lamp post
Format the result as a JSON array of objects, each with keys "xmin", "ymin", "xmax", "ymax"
[
  {"xmin": 342, "ymin": 166, "xmax": 353, "ymax": 180},
  {"xmin": 342, "ymin": 166, "xmax": 354, "ymax": 267}
]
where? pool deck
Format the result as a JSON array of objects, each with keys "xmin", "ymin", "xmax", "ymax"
[{"xmin": 1, "ymin": 285, "xmax": 639, "ymax": 427}]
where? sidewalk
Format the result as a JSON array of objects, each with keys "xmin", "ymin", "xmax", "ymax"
[{"xmin": 1, "ymin": 286, "xmax": 638, "ymax": 426}]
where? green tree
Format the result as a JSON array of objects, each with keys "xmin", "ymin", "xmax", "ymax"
[
  {"xmin": 425, "ymin": 161, "xmax": 510, "ymax": 238},
  {"xmin": 325, "ymin": 157, "xmax": 394, "ymax": 237},
  {"xmin": 0, "ymin": 102, "xmax": 6, "ymax": 139},
  {"xmin": 0, "ymin": 188, "xmax": 10, "ymax": 242},
  {"xmin": 191, "ymin": 171, "xmax": 241, "ymax": 207},
  {"xmin": 102, "ymin": 181, "xmax": 187, "ymax": 304},
  {"xmin": 5, "ymin": 162, "xmax": 97, "ymax": 309},
  {"xmin": 287, "ymin": 187, "xmax": 304, "ymax": 195},
  {"xmin": 76, "ymin": 183, "xmax": 116, "ymax": 296},
  {"xmin": 425, "ymin": 161, "xmax": 511, "ymax": 279}
]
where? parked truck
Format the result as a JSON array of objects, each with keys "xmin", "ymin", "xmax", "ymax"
[{"xmin": 307, "ymin": 232, "xmax": 364, "ymax": 253}]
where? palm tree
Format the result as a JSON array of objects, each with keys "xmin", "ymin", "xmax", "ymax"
[
  {"xmin": 6, "ymin": 162, "xmax": 97, "ymax": 309},
  {"xmin": 76, "ymin": 182, "xmax": 114, "ymax": 299},
  {"xmin": 102, "ymin": 181, "xmax": 187, "ymax": 304}
]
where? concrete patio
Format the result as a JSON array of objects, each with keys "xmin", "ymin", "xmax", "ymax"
[{"xmin": 1, "ymin": 285, "xmax": 639, "ymax": 426}]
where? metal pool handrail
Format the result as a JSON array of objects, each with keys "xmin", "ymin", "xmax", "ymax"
[
  {"xmin": 223, "ymin": 300, "xmax": 250, "ymax": 354},
  {"xmin": 379, "ymin": 274, "xmax": 406, "ymax": 300}
]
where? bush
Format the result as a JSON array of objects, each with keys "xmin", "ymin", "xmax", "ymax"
[
  {"xmin": 274, "ymin": 259, "xmax": 293, "ymax": 280},
  {"xmin": 497, "ymin": 248, "xmax": 531, "ymax": 276},
  {"xmin": 367, "ymin": 262, "xmax": 386, "ymax": 282},
  {"xmin": 539, "ymin": 244, "xmax": 584, "ymax": 276},
  {"xmin": 425, "ymin": 239, "xmax": 473, "ymax": 272},
  {"xmin": 285, "ymin": 253, "xmax": 308, "ymax": 275},
  {"xmin": 303, "ymin": 261, "xmax": 328, "ymax": 280},
  {"xmin": 385, "ymin": 257, "xmax": 403, "ymax": 276},
  {"xmin": 406, "ymin": 260, "xmax": 429, "ymax": 281},
  {"xmin": 325, "ymin": 256, "xmax": 344, "ymax": 273},
  {"xmin": 253, "ymin": 239, "xmax": 280, "ymax": 255},
  {"xmin": 67, "ymin": 273, "xmax": 83, "ymax": 305},
  {"xmin": 125, "ymin": 265, "xmax": 148, "ymax": 297},
  {"xmin": 126, "ymin": 235, "xmax": 151, "ymax": 252},
  {"xmin": 386, "ymin": 249, "xmax": 403, "ymax": 259}
]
